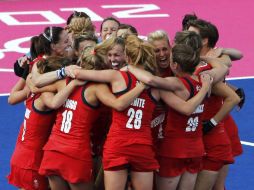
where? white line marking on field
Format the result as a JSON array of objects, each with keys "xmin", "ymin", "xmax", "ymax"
[
  {"xmin": 241, "ymin": 141, "xmax": 254, "ymax": 147},
  {"xmin": 226, "ymin": 76, "xmax": 254, "ymax": 80},
  {"xmin": 0, "ymin": 93, "xmax": 10, "ymax": 96}
]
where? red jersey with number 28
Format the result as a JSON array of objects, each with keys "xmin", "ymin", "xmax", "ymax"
[{"xmin": 105, "ymin": 71, "xmax": 157, "ymax": 146}]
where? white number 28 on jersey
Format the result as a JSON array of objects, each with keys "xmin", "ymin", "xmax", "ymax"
[{"xmin": 126, "ymin": 108, "xmax": 143, "ymax": 129}]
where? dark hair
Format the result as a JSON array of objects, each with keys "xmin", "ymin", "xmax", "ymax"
[
  {"xmin": 182, "ymin": 13, "xmax": 198, "ymax": 30},
  {"xmin": 30, "ymin": 26, "xmax": 64, "ymax": 57},
  {"xmin": 172, "ymin": 44, "xmax": 200, "ymax": 74},
  {"xmin": 174, "ymin": 31, "xmax": 202, "ymax": 54},
  {"xmin": 37, "ymin": 56, "xmax": 72, "ymax": 74},
  {"xmin": 100, "ymin": 17, "xmax": 120, "ymax": 32},
  {"xmin": 118, "ymin": 23, "xmax": 138, "ymax": 35},
  {"xmin": 73, "ymin": 32, "xmax": 98, "ymax": 51},
  {"xmin": 188, "ymin": 19, "xmax": 219, "ymax": 48},
  {"xmin": 30, "ymin": 36, "xmax": 41, "ymax": 60},
  {"xmin": 66, "ymin": 11, "xmax": 90, "ymax": 25}
]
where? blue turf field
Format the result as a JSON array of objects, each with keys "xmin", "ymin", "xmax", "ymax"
[{"xmin": 0, "ymin": 78, "xmax": 253, "ymax": 190}]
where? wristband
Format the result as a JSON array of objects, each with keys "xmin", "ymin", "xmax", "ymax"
[
  {"xmin": 56, "ymin": 67, "xmax": 66, "ymax": 79},
  {"xmin": 56, "ymin": 69, "xmax": 62, "ymax": 79},
  {"xmin": 210, "ymin": 118, "xmax": 218, "ymax": 126},
  {"xmin": 60, "ymin": 67, "xmax": 66, "ymax": 78}
]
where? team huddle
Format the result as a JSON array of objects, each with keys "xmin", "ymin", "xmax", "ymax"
[{"xmin": 7, "ymin": 11, "xmax": 245, "ymax": 190}]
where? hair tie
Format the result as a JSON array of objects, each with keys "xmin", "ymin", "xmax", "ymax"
[{"xmin": 91, "ymin": 49, "xmax": 96, "ymax": 55}]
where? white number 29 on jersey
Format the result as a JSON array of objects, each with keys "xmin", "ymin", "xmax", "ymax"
[
  {"xmin": 126, "ymin": 108, "xmax": 143, "ymax": 129},
  {"xmin": 185, "ymin": 116, "xmax": 199, "ymax": 132},
  {"xmin": 61, "ymin": 110, "xmax": 73, "ymax": 133}
]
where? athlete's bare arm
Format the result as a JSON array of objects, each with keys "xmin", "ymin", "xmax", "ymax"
[
  {"xmin": 200, "ymin": 55, "xmax": 230, "ymax": 83},
  {"xmin": 159, "ymin": 74, "xmax": 212, "ymax": 115},
  {"xmin": 8, "ymin": 77, "xmax": 30, "ymax": 105},
  {"xmin": 123, "ymin": 65, "xmax": 183, "ymax": 91},
  {"xmin": 95, "ymin": 82, "xmax": 146, "ymax": 111},
  {"xmin": 40, "ymin": 79, "xmax": 85, "ymax": 109},
  {"xmin": 211, "ymin": 82, "xmax": 240, "ymax": 123}
]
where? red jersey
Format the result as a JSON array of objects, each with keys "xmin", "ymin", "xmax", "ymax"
[
  {"xmin": 159, "ymin": 76, "xmax": 205, "ymax": 158},
  {"xmin": 105, "ymin": 71, "xmax": 157, "ymax": 147},
  {"xmin": 90, "ymin": 105, "xmax": 112, "ymax": 156},
  {"xmin": 43, "ymin": 82, "xmax": 100, "ymax": 160},
  {"xmin": 195, "ymin": 63, "xmax": 224, "ymax": 120},
  {"xmin": 195, "ymin": 63, "xmax": 233, "ymax": 163},
  {"xmin": 223, "ymin": 114, "xmax": 243, "ymax": 156},
  {"xmin": 151, "ymin": 69, "xmax": 173, "ymax": 147},
  {"xmin": 159, "ymin": 66, "xmax": 174, "ymax": 78},
  {"xmin": 151, "ymin": 101, "xmax": 168, "ymax": 143},
  {"xmin": 11, "ymin": 93, "xmax": 55, "ymax": 170}
]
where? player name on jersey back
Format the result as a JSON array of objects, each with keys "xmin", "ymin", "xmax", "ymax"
[
  {"xmin": 130, "ymin": 98, "xmax": 146, "ymax": 108},
  {"xmin": 63, "ymin": 99, "xmax": 77, "ymax": 110}
]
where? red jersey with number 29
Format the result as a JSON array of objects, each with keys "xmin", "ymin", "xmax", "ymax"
[{"xmin": 159, "ymin": 76, "xmax": 205, "ymax": 158}]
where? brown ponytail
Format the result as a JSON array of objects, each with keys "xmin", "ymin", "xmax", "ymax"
[
  {"xmin": 37, "ymin": 56, "xmax": 72, "ymax": 74},
  {"xmin": 125, "ymin": 35, "xmax": 158, "ymax": 74}
]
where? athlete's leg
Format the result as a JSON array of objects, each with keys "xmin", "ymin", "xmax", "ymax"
[
  {"xmin": 48, "ymin": 175, "xmax": 69, "ymax": 190},
  {"xmin": 131, "ymin": 171, "xmax": 153, "ymax": 190},
  {"xmin": 69, "ymin": 182, "xmax": 93, "ymax": 190},
  {"xmin": 194, "ymin": 170, "xmax": 219, "ymax": 190},
  {"xmin": 213, "ymin": 165, "xmax": 229, "ymax": 190},
  {"xmin": 156, "ymin": 174, "xmax": 181, "ymax": 190},
  {"xmin": 178, "ymin": 171, "xmax": 197, "ymax": 190},
  {"xmin": 104, "ymin": 169, "xmax": 128, "ymax": 190}
]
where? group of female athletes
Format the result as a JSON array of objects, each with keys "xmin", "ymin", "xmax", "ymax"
[{"xmin": 7, "ymin": 11, "xmax": 244, "ymax": 190}]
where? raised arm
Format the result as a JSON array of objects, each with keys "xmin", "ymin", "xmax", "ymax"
[
  {"xmin": 31, "ymin": 63, "xmax": 59, "ymax": 87},
  {"xmin": 95, "ymin": 82, "xmax": 146, "ymax": 111},
  {"xmin": 8, "ymin": 77, "xmax": 30, "ymax": 105},
  {"xmin": 202, "ymin": 81, "xmax": 240, "ymax": 134},
  {"xmin": 31, "ymin": 64, "xmax": 79, "ymax": 88},
  {"xmin": 68, "ymin": 67, "xmax": 122, "ymax": 84},
  {"xmin": 159, "ymin": 74, "xmax": 212, "ymax": 115},
  {"xmin": 200, "ymin": 55, "xmax": 229, "ymax": 83},
  {"xmin": 222, "ymin": 48, "xmax": 243, "ymax": 61},
  {"xmin": 27, "ymin": 74, "xmax": 59, "ymax": 94},
  {"xmin": 125, "ymin": 65, "xmax": 183, "ymax": 91},
  {"xmin": 206, "ymin": 47, "xmax": 243, "ymax": 61},
  {"xmin": 40, "ymin": 79, "xmax": 84, "ymax": 109}
]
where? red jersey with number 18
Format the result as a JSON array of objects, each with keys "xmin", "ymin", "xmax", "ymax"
[{"xmin": 43, "ymin": 82, "xmax": 100, "ymax": 160}]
